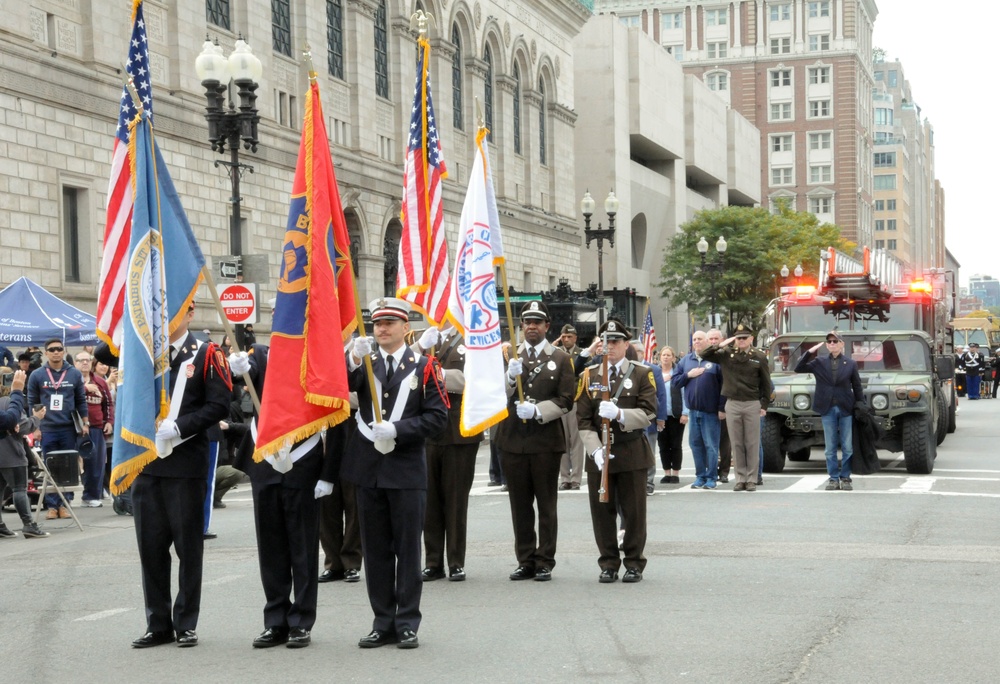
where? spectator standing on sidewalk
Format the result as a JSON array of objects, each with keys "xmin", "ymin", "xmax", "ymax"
[
  {"xmin": 0, "ymin": 371, "xmax": 49, "ymax": 538},
  {"xmin": 74, "ymin": 351, "xmax": 113, "ymax": 507},
  {"xmin": 673, "ymin": 331, "xmax": 726, "ymax": 490}
]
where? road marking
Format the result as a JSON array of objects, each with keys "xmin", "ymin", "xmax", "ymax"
[
  {"xmin": 900, "ymin": 477, "xmax": 936, "ymax": 492},
  {"xmin": 74, "ymin": 608, "xmax": 130, "ymax": 622},
  {"xmin": 784, "ymin": 474, "xmax": 832, "ymax": 492}
]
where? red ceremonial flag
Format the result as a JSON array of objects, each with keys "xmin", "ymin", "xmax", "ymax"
[
  {"xmin": 396, "ymin": 35, "xmax": 450, "ymax": 325},
  {"xmin": 98, "ymin": 0, "xmax": 149, "ymax": 353},
  {"xmin": 253, "ymin": 79, "xmax": 355, "ymax": 460}
]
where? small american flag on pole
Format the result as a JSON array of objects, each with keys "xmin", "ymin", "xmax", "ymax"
[
  {"xmin": 396, "ymin": 35, "xmax": 450, "ymax": 325},
  {"xmin": 641, "ymin": 301, "xmax": 657, "ymax": 364},
  {"xmin": 98, "ymin": 0, "xmax": 152, "ymax": 353}
]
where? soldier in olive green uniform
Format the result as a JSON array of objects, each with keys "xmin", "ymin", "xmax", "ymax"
[
  {"xmin": 414, "ymin": 327, "xmax": 483, "ymax": 582},
  {"xmin": 701, "ymin": 324, "xmax": 771, "ymax": 491},
  {"xmin": 496, "ymin": 301, "xmax": 576, "ymax": 582},
  {"xmin": 577, "ymin": 319, "xmax": 657, "ymax": 584}
]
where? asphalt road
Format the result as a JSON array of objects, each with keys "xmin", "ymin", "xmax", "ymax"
[{"xmin": 3, "ymin": 398, "xmax": 999, "ymax": 683}]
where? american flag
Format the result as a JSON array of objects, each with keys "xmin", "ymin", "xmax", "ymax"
[
  {"xmin": 98, "ymin": 0, "xmax": 152, "ymax": 353},
  {"xmin": 397, "ymin": 36, "xmax": 450, "ymax": 325},
  {"xmin": 641, "ymin": 302, "xmax": 657, "ymax": 364}
]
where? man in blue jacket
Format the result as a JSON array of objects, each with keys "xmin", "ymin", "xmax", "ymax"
[
  {"xmin": 794, "ymin": 331, "xmax": 865, "ymax": 491},
  {"xmin": 673, "ymin": 331, "xmax": 726, "ymax": 489}
]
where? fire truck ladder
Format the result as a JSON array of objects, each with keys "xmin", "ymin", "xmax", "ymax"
[{"xmin": 818, "ymin": 246, "xmax": 904, "ymax": 300}]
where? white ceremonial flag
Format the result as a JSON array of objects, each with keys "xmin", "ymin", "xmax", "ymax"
[{"xmin": 445, "ymin": 128, "xmax": 508, "ymax": 435}]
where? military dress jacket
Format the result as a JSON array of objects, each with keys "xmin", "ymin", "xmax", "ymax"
[
  {"xmin": 702, "ymin": 344, "xmax": 772, "ymax": 410},
  {"xmin": 577, "ymin": 359, "xmax": 657, "ymax": 474},
  {"xmin": 495, "ymin": 340, "xmax": 576, "ymax": 454},
  {"xmin": 422, "ymin": 333, "xmax": 484, "ymax": 447}
]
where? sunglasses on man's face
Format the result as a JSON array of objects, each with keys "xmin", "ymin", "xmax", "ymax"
[{"xmin": 46, "ymin": 347, "xmax": 64, "ymax": 352}]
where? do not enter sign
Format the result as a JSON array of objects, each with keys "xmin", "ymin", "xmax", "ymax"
[{"xmin": 219, "ymin": 283, "xmax": 257, "ymax": 324}]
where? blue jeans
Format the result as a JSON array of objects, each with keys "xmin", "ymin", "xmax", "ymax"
[
  {"xmin": 821, "ymin": 405, "xmax": 853, "ymax": 480},
  {"xmin": 82, "ymin": 427, "xmax": 107, "ymax": 502},
  {"xmin": 688, "ymin": 410, "xmax": 720, "ymax": 482},
  {"xmin": 42, "ymin": 426, "xmax": 78, "ymax": 509}
]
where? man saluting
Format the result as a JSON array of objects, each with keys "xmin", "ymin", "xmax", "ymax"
[{"xmin": 342, "ymin": 298, "xmax": 448, "ymax": 650}]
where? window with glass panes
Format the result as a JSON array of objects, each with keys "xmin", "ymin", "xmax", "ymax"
[
  {"xmin": 771, "ymin": 134, "xmax": 792, "ymax": 152},
  {"xmin": 770, "ymin": 3, "xmax": 791, "ymax": 21},
  {"xmin": 809, "ymin": 165, "xmax": 831, "ymax": 183},
  {"xmin": 771, "ymin": 167, "xmax": 793, "ymax": 185},
  {"xmin": 272, "ymin": 0, "xmax": 291, "ymax": 56},
  {"xmin": 771, "ymin": 38, "xmax": 790, "ymax": 54},
  {"xmin": 808, "ymin": 66, "xmax": 830, "ymax": 84},
  {"xmin": 207, "ymin": 0, "xmax": 230, "ymax": 30},
  {"xmin": 707, "ymin": 42, "xmax": 727, "ymax": 58},
  {"xmin": 809, "ymin": 197, "xmax": 831, "ymax": 214},
  {"xmin": 451, "ymin": 25, "xmax": 463, "ymax": 130},
  {"xmin": 770, "ymin": 102, "xmax": 792, "ymax": 120},
  {"xmin": 512, "ymin": 64, "xmax": 521, "ymax": 154},
  {"xmin": 374, "ymin": 0, "xmax": 388, "ymax": 98},
  {"xmin": 327, "ymin": 0, "xmax": 343, "ymax": 79},
  {"xmin": 538, "ymin": 78, "xmax": 546, "ymax": 164},
  {"xmin": 484, "ymin": 46, "xmax": 494, "ymax": 142},
  {"xmin": 771, "ymin": 69, "xmax": 791, "ymax": 87},
  {"xmin": 809, "ymin": 132, "xmax": 831, "ymax": 149},
  {"xmin": 808, "ymin": 1, "xmax": 830, "ymax": 17},
  {"xmin": 808, "ymin": 100, "xmax": 830, "ymax": 117}
]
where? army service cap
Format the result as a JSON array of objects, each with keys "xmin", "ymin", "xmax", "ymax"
[
  {"xmin": 599, "ymin": 318, "xmax": 631, "ymax": 341},
  {"xmin": 520, "ymin": 300, "xmax": 550, "ymax": 321},
  {"xmin": 734, "ymin": 324, "xmax": 754, "ymax": 338}
]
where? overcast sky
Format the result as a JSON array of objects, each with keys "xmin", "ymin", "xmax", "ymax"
[{"xmin": 872, "ymin": 1, "xmax": 998, "ymax": 288}]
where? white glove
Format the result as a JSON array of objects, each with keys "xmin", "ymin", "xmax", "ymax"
[
  {"xmin": 507, "ymin": 358, "xmax": 524, "ymax": 380},
  {"xmin": 515, "ymin": 402, "xmax": 539, "ymax": 420},
  {"xmin": 353, "ymin": 336, "xmax": 374, "ymax": 358},
  {"xmin": 155, "ymin": 419, "xmax": 179, "ymax": 441},
  {"xmin": 372, "ymin": 421, "xmax": 397, "ymax": 440},
  {"xmin": 418, "ymin": 326, "xmax": 440, "ymax": 350},
  {"xmin": 228, "ymin": 351, "xmax": 250, "ymax": 376},
  {"xmin": 598, "ymin": 400, "xmax": 622, "ymax": 422},
  {"xmin": 593, "ymin": 447, "xmax": 606, "ymax": 470},
  {"xmin": 314, "ymin": 480, "xmax": 334, "ymax": 499}
]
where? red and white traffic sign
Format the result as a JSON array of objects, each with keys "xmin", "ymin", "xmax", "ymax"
[{"xmin": 218, "ymin": 283, "xmax": 257, "ymax": 324}]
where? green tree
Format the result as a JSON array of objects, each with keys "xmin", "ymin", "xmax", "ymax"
[{"xmin": 659, "ymin": 205, "xmax": 853, "ymax": 332}]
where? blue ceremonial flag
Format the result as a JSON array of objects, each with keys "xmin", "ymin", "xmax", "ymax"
[{"xmin": 110, "ymin": 108, "xmax": 205, "ymax": 494}]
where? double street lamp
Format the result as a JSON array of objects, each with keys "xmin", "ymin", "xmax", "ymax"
[
  {"xmin": 581, "ymin": 190, "xmax": 620, "ymax": 327},
  {"xmin": 696, "ymin": 235, "xmax": 727, "ymax": 326},
  {"xmin": 195, "ymin": 37, "xmax": 261, "ymax": 348},
  {"xmin": 780, "ymin": 263, "xmax": 804, "ymax": 286}
]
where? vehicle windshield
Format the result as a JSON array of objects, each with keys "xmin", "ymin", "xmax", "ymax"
[
  {"xmin": 955, "ymin": 330, "xmax": 990, "ymax": 347},
  {"xmin": 782, "ymin": 302, "xmax": 923, "ymax": 332},
  {"xmin": 770, "ymin": 338, "xmax": 930, "ymax": 372}
]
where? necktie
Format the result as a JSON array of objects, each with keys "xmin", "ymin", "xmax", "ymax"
[
  {"xmin": 609, "ymin": 366, "xmax": 618, "ymax": 384},
  {"xmin": 386, "ymin": 355, "xmax": 395, "ymax": 381},
  {"xmin": 169, "ymin": 346, "xmax": 176, "ymax": 364},
  {"xmin": 528, "ymin": 348, "xmax": 537, "ymax": 362}
]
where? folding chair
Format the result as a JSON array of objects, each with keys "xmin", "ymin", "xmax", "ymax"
[{"xmin": 32, "ymin": 449, "xmax": 84, "ymax": 532}]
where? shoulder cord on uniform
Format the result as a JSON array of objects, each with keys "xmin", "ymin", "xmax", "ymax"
[
  {"xmin": 423, "ymin": 357, "xmax": 451, "ymax": 409},
  {"xmin": 203, "ymin": 342, "xmax": 233, "ymax": 391}
]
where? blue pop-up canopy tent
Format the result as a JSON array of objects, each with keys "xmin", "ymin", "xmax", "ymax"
[{"xmin": 0, "ymin": 277, "xmax": 98, "ymax": 347}]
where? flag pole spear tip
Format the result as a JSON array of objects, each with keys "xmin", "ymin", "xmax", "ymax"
[
  {"xmin": 121, "ymin": 62, "xmax": 144, "ymax": 116},
  {"xmin": 302, "ymin": 43, "xmax": 317, "ymax": 82},
  {"xmin": 410, "ymin": 9, "xmax": 435, "ymax": 38},
  {"xmin": 475, "ymin": 97, "xmax": 485, "ymax": 131}
]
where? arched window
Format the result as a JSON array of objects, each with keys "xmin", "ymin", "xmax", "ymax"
[
  {"xmin": 484, "ymin": 45, "xmax": 494, "ymax": 142},
  {"xmin": 374, "ymin": 0, "xmax": 389, "ymax": 98},
  {"xmin": 452, "ymin": 25, "xmax": 463, "ymax": 131},
  {"xmin": 512, "ymin": 63, "xmax": 522, "ymax": 154},
  {"xmin": 538, "ymin": 77, "xmax": 546, "ymax": 165},
  {"xmin": 383, "ymin": 221, "xmax": 401, "ymax": 296}
]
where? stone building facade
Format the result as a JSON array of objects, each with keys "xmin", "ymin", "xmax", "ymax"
[{"xmin": 0, "ymin": 0, "xmax": 590, "ymax": 337}]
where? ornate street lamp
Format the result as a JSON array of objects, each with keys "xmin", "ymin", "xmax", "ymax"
[
  {"xmin": 697, "ymin": 234, "xmax": 727, "ymax": 326},
  {"xmin": 582, "ymin": 190, "xmax": 619, "ymax": 327},
  {"xmin": 195, "ymin": 36, "xmax": 261, "ymax": 348}
]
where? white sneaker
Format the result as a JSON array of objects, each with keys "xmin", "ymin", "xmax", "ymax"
[{"xmin": 83, "ymin": 500, "xmax": 103, "ymax": 508}]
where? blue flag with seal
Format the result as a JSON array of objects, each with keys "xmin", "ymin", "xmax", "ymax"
[{"xmin": 110, "ymin": 107, "xmax": 204, "ymax": 494}]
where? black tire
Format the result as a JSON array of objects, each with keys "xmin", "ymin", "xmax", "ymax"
[
  {"xmin": 902, "ymin": 413, "xmax": 935, "ymax": 474},
  {"xmin": 761, "ymin": 414, "xmax": 786, "ymax": 473},
  {"xmin": 947, "ymin": 387, "xmax": 957, "ymax": 434},
  {"xmin": 787, "ymin": 447, "xmax": 811, "ymax": 461},
  {"xmin": 935, "ymin": 391, "xmax": 948, "ymax": 446}
]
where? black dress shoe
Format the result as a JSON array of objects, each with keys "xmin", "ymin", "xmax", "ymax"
[
  {"xmin": 659, "ymin": 475, "xmax": 670, "ymax": 483},
  {"xmin": 487, "ymin": 480, "xmax": 501, "ymax": 487},
  {"xmin": 131, "ymin": 630, "xmax": 174, "ymax": 648},
  {"xmin": 509, "ymin": 565, "xmax": 535, "ymax": 581},
  {"xmin": 622, "ymin": 568, "xmax": 643, "ymax": 583},
  {"xmin": 397, "ymin": 628, "xmax": 419, "ymax": 649},
  {"xmin": 253, "ymin": 627, "xmax": 288, "ymax": 648},
  {"xmin": 599, "ymin": 569, "xmax": 619, "ymax": 583},
  {"xmin": 718, "ymin": 475, "xmax": 729, "ymax": 483},
  {"xmin": 176, "ymin": 630, "xmax": 198, "ymax": 647},
  {"xmin": 203, "ymin": 532, "xmax": 217, "ymax": 540},
  {"xmin": 344, "ymin": 568, "xmax": 361, "ymax": 582},
  {"xmin": 421, "ymin": 566, "xmax": 446, "ymax": 581},
  {"xmin": 448, "ymin": 566, "xmax": 466, "ymax": 582},
  {"xmin": 318, "ymin": 569, "xmax": 344, "ymax": 583},
  {"xmin": 534, "ymin": 567, "xmax": 552, "ymax": 582},
  {"xmin": 287, "ymin": 627, "xmax": 311, "ymax": 648},
  {"xmin": 213, "ymin": 500, "xmax": 226, "ymax": 509},
  {"xmin": 358, "ymin": 629, "xmax": 397, "ymax": 648}
]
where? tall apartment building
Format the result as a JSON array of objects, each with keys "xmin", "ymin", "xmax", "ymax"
[
  {"xmin": 593, "ymin": 0, "xmax": 878, "ymax": 247},
  {"xmin": 872, "ymin": 57, "xmax": 945, "ymax": 271}
]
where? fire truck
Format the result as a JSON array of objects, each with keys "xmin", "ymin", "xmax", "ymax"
[{"xmin": 761, "ymin": 247, "xmax": 957, "ymax": 475}]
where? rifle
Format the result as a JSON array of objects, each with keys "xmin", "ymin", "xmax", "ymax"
[{"xmin": 598, "ymin": 330, "xmax": 611, "ymax": 504}]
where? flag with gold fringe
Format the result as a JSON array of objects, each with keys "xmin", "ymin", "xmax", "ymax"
[
  {"xmin": 445, "ymin": 128, "xmax": 507, "ymax": 435},
  {"xmin": 110, "ymin": 104, "xmax": 205, "ymax": 494},
  {"xmin": 253, "ymin": 79, "xmax": 354, "ymax": 461}
]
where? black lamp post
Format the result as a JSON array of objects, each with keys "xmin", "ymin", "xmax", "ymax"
[
  {"xmin": 582, "ymin": 190, "xmax": 620, "ymax": 327},
  {"xmin": 195, "ymin": 37, "xmax": 261, "ymax": 348},
  {"xmin": 697, "ymin": 235, "xmax": 727, "ymax": 326}
]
